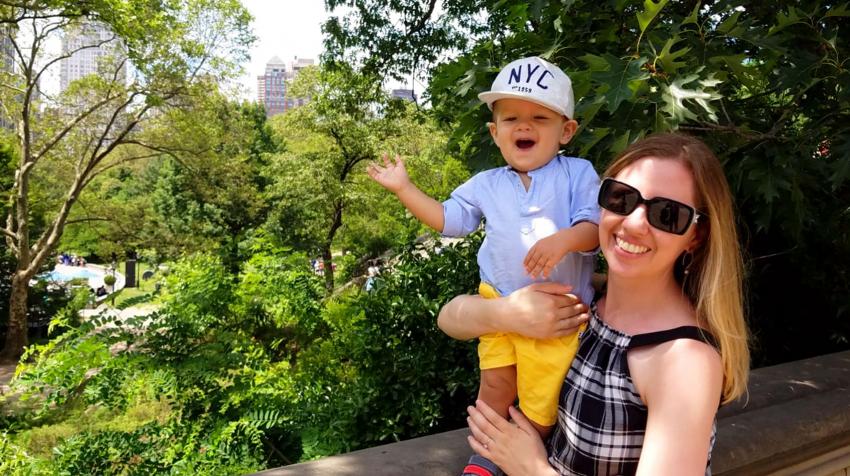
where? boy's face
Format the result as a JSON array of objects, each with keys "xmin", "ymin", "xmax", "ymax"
[{"xmin": 489, "ymin": 98, "xmax": 578, "ymax": 173}]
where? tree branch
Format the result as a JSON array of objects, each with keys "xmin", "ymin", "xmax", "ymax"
[
  {"xmin": 32, "ymin": 94, "xmax": 120, "ymax": 163},
  {"xmin": 0, "ymin": 226, "xmax": 16, "ymax": 241},
  {"xmin": 64, "ymin": 217, "xmax": 111, "ymax": 226},
  {"xmin": 405, "ymin": 0, "xmax": 438, "ymax": 37}
]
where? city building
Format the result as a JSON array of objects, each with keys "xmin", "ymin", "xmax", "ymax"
[
  {"xmin": 257, "ymin": 56, "xmax": 287, "ymax": 117},
  {"xmin": 391, "ymin": 89, "xmax": 417, "ymax": 102},
  {"xmin": 287, "ymin": 57, "xmax": 314, "ymax": 80},
  {"xmin": 257, "ymin": 56, "xmax": 315, "ymax": 117},
  {"xmin": 1, "ymin": 28, "xmax": 16, "ymax": 130},
  {"xmin": 59, "ymin": 21, "xmax": 125, "ymax": 92}
]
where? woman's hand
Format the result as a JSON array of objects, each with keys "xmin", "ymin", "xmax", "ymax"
[
  {"xmin": 504, "ymin": 282, "xmax": 589, "ymax": 339},
  {"xmin": 467, "ymin": 401, "xmax": 558, "ymax": 476},
  {"xmin": 437, "ymin": 282, "xmax": 589, "ymax": 341}
]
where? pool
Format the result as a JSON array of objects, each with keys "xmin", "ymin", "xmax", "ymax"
[{"xmin": 42, "ymin": 267, "xmax": 101, "ymax": 282}]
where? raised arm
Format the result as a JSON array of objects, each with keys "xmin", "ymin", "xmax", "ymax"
[
  {"xmin": 367, "ymin": 154, "xmax": 445, "ymax": 232},
  {"xmin": 438, "ymin": 282, "xmax": 589, "ymax": 340}
]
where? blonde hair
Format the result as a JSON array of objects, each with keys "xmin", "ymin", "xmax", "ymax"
[{"xmin": 603, "ymin": 133, "xmax": 749, "ymax": 404}]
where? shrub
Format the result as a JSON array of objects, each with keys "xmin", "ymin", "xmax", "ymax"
[{"xmin": 294, "ymin": 234, "xmax": 482, "ymax": 457}]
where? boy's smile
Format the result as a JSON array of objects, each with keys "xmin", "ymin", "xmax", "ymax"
[{"xmin": 489, "ymin": 98, "xmax": 577, "ymax": 175}]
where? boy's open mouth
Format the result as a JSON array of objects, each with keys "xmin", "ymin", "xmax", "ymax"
[{"xmin": 516, "ymin": 139, "xmax": 535, "ymax": 149}]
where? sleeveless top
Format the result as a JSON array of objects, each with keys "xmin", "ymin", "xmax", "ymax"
[{"xmin": 547, "ymin": 307, "xmax": 718, "ymax": 476}]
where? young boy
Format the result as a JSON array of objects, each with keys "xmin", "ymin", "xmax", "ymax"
[{"xmin": 368, "ymin": 57, "xmax": 599, "ymax": 475}]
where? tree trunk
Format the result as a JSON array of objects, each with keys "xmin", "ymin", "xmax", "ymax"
[
  {"xmin": 1, "ymin": 273, "xmax": 29, "ymax": 361},
  {"xmin": 321, "ymin": 245, "xmax": 334, "ymax": 294}
]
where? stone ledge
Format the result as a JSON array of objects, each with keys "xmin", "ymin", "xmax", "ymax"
[{"xmin": 255, "ymin": 351, "xmax": 850, "ymax": 476}]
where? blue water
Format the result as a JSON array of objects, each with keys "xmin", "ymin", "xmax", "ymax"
[{"xmin": 43, "ymin": 268, "xmax": 100, "ymax": 281}]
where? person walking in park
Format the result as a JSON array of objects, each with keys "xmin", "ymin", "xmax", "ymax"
[
  {"xmin": 439, "ymin": 133, "xmax": 750, "ymax": 475},
  {"xmin": 368, "ymin": 57, "xmax": 601, "ymax": 475}
]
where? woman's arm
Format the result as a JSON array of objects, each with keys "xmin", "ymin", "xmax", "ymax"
[
  {"xmin": 631, "ymin": 340, "xmax": 723, "ymax": 476},
  {"xmin": 437, "ymin": 282, "xmax": 590, "ymax": 340}
]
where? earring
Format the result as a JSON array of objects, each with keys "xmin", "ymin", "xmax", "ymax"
[{"xmin": 681, "ymin": 251, "xmax": 694, "ymax": 276}]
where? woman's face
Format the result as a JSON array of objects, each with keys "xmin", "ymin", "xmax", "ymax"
[{"xmin": 599, "ymin": 156, "xmax": 701, "ymax": 283}]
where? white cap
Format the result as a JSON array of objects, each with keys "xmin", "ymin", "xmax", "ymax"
[{"xmin": 478, "ymin": 57, "xmax": 574, "ymax": 119}]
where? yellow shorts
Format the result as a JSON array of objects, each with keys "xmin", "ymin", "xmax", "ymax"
[{"xmin": 477, "ymin": 282, "xmax": 586, "ymax": 427}]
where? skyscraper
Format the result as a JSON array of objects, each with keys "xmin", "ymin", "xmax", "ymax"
[
  {"xmin": 257, "ymin": 56, "xmax": 287, "ymax": 117},
  {"xmin": 59, "ymin": 21, "xmax": 125, "ymax": 92},
  {"xmin": 1, "ymin": 28, "xmax": 16, "ymax": 130},
  {"xmin": 257, "ymin": 56, "xmax": 315, "ymax": 117},
  {"xmin": 284, "ymin": 57, "xmax": 314, "ymax": 110},
  {"xmin": 391, "ymin": 89, "xmax": 416, "ymax": 102}
]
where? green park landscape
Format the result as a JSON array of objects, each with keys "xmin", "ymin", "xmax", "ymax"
[{"xmin": 0, "ymin": 0, "xmax": 848, "ymax": 473}]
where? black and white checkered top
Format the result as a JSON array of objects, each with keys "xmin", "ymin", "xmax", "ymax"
[{"xmin": 547, "ymin": 307, "xmax": 717, "ymax": 476}]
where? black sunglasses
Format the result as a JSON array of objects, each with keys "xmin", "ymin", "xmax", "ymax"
[{"xmin": 598, "ymin": 178, "xmax": 703, "ymax": 235}]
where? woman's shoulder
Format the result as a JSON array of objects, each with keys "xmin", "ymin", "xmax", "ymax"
[{"xmin": 630, "ymin": 335, "xmax": 722, "ymax": 406}]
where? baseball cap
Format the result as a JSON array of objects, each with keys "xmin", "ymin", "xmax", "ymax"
[{"xmin": 478, "ymin": 57, "xmax": 574, "ymax": 119}]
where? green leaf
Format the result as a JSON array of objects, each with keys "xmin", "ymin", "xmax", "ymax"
[
  {"xmin": 578, "ymin": 127, "xmax": 610, "ymax": 157},
  {"xmin": 610, "ymin": 130, "xmax": 632, "ymax": 155},
  {"xmin": 554, "ymin": 17, "xmax": 563, "ymax": 33},
  {"xmin": 590, "ymin": 55, "xmax": 650, "ymax": 112},
  {"xmin": 636, "ymin": 0, "xmax": 669, "ymax": 33},
  {"xmin": 824, "ymin": 3, "xmax": 850, "ymax": 18},
  {"xmin": 578, "ymin": 53, "xmax": 610, "ymax": 72},
  {"xmin": 656, "ymin": 37, "xmax": 691, "ymax": 76},
  {"xmin": 682, "ymin": 1, "xmax": 701, "ymax": 25},
  {"xmin": 660, "ymin": 70, "xmax": 722, "ymax": 124},
  {"xmin": 456, "ymin": 68, "xmax": 478, "ymax": 97},
  {"xmin": 716, "ymin": 11, "xmax": 742, "ymax": 34},
  {"xmin": 768, "ymin": 7, "xmax": 805, "ymax": 36}
]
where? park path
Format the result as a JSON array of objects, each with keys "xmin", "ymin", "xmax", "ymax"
[{"xmin": 0, "ymin": 361, "xmax": 15, "ymax": 394}]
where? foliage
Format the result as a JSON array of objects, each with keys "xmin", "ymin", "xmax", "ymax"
[
  {"xmin": 0, "ymin": 248, "xmax": 75, "ymax": 330},
  {"xmin": 293, "ymin": 235, "xmax": 481, "ymax": 457},
  {"xmin": 324, "ymin": 0, "xmax": 850, "ymax": 365},
  {"xmin": 265, "ymin": 63, "xmax": 465, "ymax": 291},
  {"xmin": 0, "ymin": 0, "xmax": 255, "ymax": 357},
  {"xmin": 2, "ymin": 233, "xmax": 484, "ymax": 471},
  {"xmin": 60, "ymin": 97, "xmax": 281, "ymax": 270}
]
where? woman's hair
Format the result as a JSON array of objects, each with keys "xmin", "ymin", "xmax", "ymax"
[{"xmin": 603, "ymin": 133, "xmax": 749, "ymax": 404}]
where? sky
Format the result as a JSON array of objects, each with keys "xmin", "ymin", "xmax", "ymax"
[{"xmin": 235, "ymin": 0, "xmax": 330, "ymax": 100}]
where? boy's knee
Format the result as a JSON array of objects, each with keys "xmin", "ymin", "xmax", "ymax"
[{"xmin": 481, "ymin": 367, "xmax": 516, "ymax": 391}]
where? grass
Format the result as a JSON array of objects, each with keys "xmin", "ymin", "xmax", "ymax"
[{"xmin": 108, "ymin": 261, "xmax": 162, "ymax": 308}]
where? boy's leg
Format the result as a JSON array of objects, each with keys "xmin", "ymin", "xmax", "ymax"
[
  {"xmin": 477, "ymin": 365, "xmax": 517, "ymax": 418},
  {"xmin": 462, "ymin": 366, "xmax": 516, "ymax": 476}
]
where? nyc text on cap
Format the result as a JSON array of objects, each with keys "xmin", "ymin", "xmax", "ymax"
[{"xmin": 478, "ymin": 57, "xmax": 575, "ymax": 119}]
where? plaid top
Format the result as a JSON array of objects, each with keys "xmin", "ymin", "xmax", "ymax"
[{"xmin": 547, "ymin": 308, "xmax": 717, "ymax": 476}]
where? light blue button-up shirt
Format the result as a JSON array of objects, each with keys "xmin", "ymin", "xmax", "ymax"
[{"xmin": 442, "ymin": 155, "xmax": 600, "ymax": 305}]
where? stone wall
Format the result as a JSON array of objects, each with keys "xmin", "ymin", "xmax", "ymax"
[{"xmin": 256, "ymin": 351, "xmax": 850, "ymax": 476}]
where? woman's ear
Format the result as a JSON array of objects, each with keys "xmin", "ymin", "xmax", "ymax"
[{"xmin": 688, "ymin": 219, "xmax": 708, "ymax": 252}]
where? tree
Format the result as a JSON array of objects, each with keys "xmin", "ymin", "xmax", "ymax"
[
  {"xmin": 324, "ymin": 0, "xmax": 850, "ymax": 364},
  {"xmin": 266, "ymin": 64, "xmax": 464, "ymax": 293},
  {"xmin": 60, "ymin": 96, "xmax": 280, "ymax": 271},
  {"xmin": 0, "ymin": 0, "xmax": 253, "ymax": 358}
]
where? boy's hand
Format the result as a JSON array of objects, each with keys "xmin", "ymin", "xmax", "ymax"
[
  {"xmin": 367, "ymin": 153, "xmax": 411, "ymax": 194},
  {"xmin": 524, "ymin": 232, "xmax": 571, "ymax": 279}
]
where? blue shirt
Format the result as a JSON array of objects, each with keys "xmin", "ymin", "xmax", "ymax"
[{"xmin": 442, "ymin": 155, "xmax": 600, "ymax": 305}]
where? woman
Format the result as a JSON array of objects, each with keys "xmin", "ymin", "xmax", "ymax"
[{"xmin": 438, "ymin": 133, "xmax": 749, "ymax": 475}]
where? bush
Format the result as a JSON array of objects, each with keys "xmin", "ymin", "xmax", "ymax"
[
  {"xmin": 294, "ymin": 234, "xmax": 482, "ymax": 457},
  {"xmin": 4, "ymin": 236, "xmax": 487, "ymax": 471}
]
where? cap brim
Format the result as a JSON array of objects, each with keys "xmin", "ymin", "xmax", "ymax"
[{"xmin": 477, "ymin": 91, "xmax": 570, "ymax": 118}]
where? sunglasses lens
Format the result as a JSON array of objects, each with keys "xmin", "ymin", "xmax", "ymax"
[
  {"xmin": 600, "ymin": 179, "xmax": 698, "ymax": 235},
  {"xmin": 647, "ymin": 200, "xmax": 693, "ymax": 234},
  {"xmin": 600, "ymin": 180, "xmax": 638, "ymax": 215}
]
